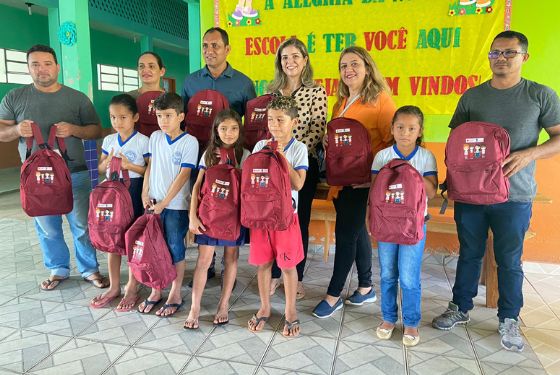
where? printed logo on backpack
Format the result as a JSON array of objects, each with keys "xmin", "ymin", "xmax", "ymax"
[
  {"xmin": 244, "ymin": 94, "xmax": 273, "ymax": 150},
  {"xmin": 20, "ymin": 123, "xmax": 73, "ymax": 217},
  {"xmin": 88, "ymin": 157, "xmax": 135, "ymax": 255},
  {"xmin": 136, "ymin": 91, "xmax": 163, "ymax": 137},
  {"xmin": 369, "ymin": 159, "xmax": 426, "ymax": 245},
  {"xmin": 185, "ymin": 89, "xmax": 229, "ymax": 148},
  {"xmin": 326, "ymin": 117, "xmax": 373, "ymax": 186},
  {"xmin": 441, "ymin": 121, "xmax": 510, "ymax": 207},
  {"xmin": 198, "ymin": 148, "xmax": 242, "ymax": 241}
]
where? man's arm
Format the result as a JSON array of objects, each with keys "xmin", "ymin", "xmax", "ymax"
[
  {"xmin": 54, "ymin": 122, "xmax": 102, "ymax": 140},
  {"xmin": 0, "ymin": 119, "xmax": 26, "ymax": 142},
  {"xmin": 503, "ymin": 124, "xmax": 560, "ymax": 177}
]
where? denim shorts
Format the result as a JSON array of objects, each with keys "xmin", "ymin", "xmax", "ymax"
[{"xmin": 160, "ymin": 208, "xmax": 189, "ymax": 263}]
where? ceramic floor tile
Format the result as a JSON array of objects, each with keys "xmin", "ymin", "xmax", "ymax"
[
  {"xmin": 261, "ymin": 335, "xmax": 337, "ymax": 375},
  {"xmin": 196, "ymin": 323, "xmax": 274, "ymax": 365},
  {"xmin": 520, "ymin": 305, "xmax": 560, "ymax": 330},
  {"xmin": 340, "ymin": 311, "xmax": 402, "ymax": 349},
  {"xmin": 135, "ymin": 313, "xmax": 213, "ymax": 354},
  {"xmin": 334, "ymin": 340, "xmax": 405, "ymax": 374},
  {"xmin": 30, "ymin": 338, "xmax": 128, "ymax": 375},
  {"xmin": 256, "ymin": 366, "xmax": 318, "ymax": 375},
  {"xmin": 0, "ymin": 329, "xmax": 70, "ymax": 373},
  {"xmin": 110, "ymin": 346, "xmax": 190, "ymax": 375},
  {"xmin": 521, "ymin": 327, "xmax": 560, "ymax": 369},
  {"xmin": 180, "ymin": 356, "xmax": 256, "ymax": 374},
  {"xmin": 77, "ymin": 309, "xmax": 160, "ymax": 345},
  {"xmin": 480, "ymin": 361, "xmax": 548, "ymax": 375},
  {"xmin": 408, "ymin": 352, "xmax": 481, "ymax": 375}
]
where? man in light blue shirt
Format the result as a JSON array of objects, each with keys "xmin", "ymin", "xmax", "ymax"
[{"xmin": 181, "ymin": 27, "xmax": 256, "ymax": 117}]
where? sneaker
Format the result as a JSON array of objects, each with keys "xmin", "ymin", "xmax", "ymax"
[
  {"xmin": 312, "ymin": 298, "xmax": 343, "ymax": 318},
  {"xmin": 499, "ymin": 318, "xmax": 525, "ymax": 352},
  {"xmin": 432, "ymin": 302, "xmax": 470, "ymax": 330},
  {"xmin": 345, "ymin": 288, "xmax": 377, "ymax": 306},
  {"xmin": 231, "ymin": 5, "xmax": 243, "ymax": 20}
]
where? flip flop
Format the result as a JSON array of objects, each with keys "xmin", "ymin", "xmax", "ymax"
[
  {"xmin": 90, "ymin": 293, "xmax": 120, "ymax": 309},
  {"xmin": 138, "ymin": 298, "xmax": 163, "ymax": 314},
  {"xmin": 213, "ymin": 315, "xmax": 229, "ymax": 326},
  {"xmin": 157, "ymin": 302, "xmax": 183, "ymax": 317},
  {"xmin": 183, "ymin": 318, "xmax": 199, "ymax": 330},
  {"xmin": 40, "ymin": 277, "xmax": 68, "ymax": 291},
  {"xmin": 115, "ymin": 296, "xmax": 140, "ymax": 312},
  {"xmin": 83, "ymin": 274, "xmax": 109, "ymax": 289},
  {"xmin": 282, "ymin": 319, "xmax": 301, "ymax": 338},
  {"xmin": 248, "ymin": 313, "xmax": 269, "ymax": 332}
]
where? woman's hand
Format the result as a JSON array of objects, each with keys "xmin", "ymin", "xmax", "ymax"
[{"xmin": 189, "ymin": 215, "xmax": 206, "ymax": 235}]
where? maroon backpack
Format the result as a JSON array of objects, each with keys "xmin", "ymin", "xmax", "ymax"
[
  {"xmin": 241, "ymin": 141, "xmax": 294, "ymax": 230},
  {"xmin": 20, "ymin": 123, "xmax": 73, "ymax": 217},
  {"xmin": 441, "ymin": 121, "xmax": 510, "ymax": 207},
  {"xmin": 125, "ymin": 209, "xmax": 177, "ymax": 290},
  {"xmin": 369, "ymin": 159, "xmax": 427, "ymax": 245},
  {"xmin": 326, "ymin": 117, "xmax": 373, "ymax": 186},
  {"xmin": 244, "ymin": 94, "xmax": 273, "ymax": 150},
  {"xmin": 136, "ymin": 91, "xmax": 163, "ymax": 137},
  {"xmin": 88, "ymin": 158, "xmax": 134, "ymax": 255},
  {"xmin": 198, "ymin": 148, "xmax": 241, "ymax": 241},
  {"xmin": 185, "ymin": 89, "xmax": 229, "ymax": 148}
]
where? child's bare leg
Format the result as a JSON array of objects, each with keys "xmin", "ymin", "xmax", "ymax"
[
  {"xmin": 157, "ymin": 260, "xmax": 186, "ymax": 317},
  {"xmin": 117, "ymin": 270, "xmax": 140, "ymax": 310},
  {"xmin": 215, "ymin": 246, "xmax": 238, "ymax": 324},
  {"xmin": 282, "ymin": 267, "xmax": 300, "ymax": 337},
  {"xmin": 91, "ymin": 253, "xmax": 121, "ymax": 305},
  {"xmin": 248, "ymin": 261, "xmax": 272, "ymax": 331},
  {"xmin": 185, "ymin": 246, "xmax": 214, "ymax": 328}
]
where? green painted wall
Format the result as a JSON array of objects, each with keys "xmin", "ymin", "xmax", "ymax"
[
  {"xmin": 0, "ymin": 5, "xmax": 49, "ymax": 102},
  {"xmin": 0, "ymin": 4, "xmax": 189, "ymax": 129}
]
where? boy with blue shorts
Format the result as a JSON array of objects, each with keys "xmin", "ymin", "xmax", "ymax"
[{"xmin": 139, "ymin": 93, "xmax": 198, "ymax": 317}]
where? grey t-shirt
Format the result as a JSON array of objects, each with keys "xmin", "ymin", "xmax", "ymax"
[
  {"xmin": 0, "ymin": 84, "xmax": 101, "ymax": 172},
  {"xmin": 449, "ymin": 79, "xmax": 560, "ymax": 202}
]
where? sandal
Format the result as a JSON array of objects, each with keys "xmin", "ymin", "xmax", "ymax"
[
  {"xmin": 116, "ymin": 295, "xmax": 140, "ymax": 312},
  {"xmin": 248, "ymin": 313, "xmax": 269, "ymax": 332},
  {"xmin": 282, "ymin": 319, "xmax": 301, "ymax": 338},
  {"xmin": 183, "ymin": 318, "xmax": 199, "ymax": 330},
  {"xmin": 40, "ymin": 276, "xmax": 68, "ymax": 291},
  {"xmin": 90, "ymin": 293, "xmax": 120, "ymax": 309},
  {"xmin": 156, "ymin": 302, "xmax": 183, "ymax": 317},
  {"xmin": 138, "ymin": 298, "xmax": 162, "ymax": 314},
  {"xmin": 83, "ymin": 273, "xmax": 109, "ymax": 289}
]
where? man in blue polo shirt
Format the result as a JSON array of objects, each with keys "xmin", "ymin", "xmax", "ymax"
[
  {"xmin": 182, "ymin": 27, "xmax": 256, "ymax": 117},
  {"xmin": 182, "ymin": 27, "xmax": 256, "ymax": 281}
]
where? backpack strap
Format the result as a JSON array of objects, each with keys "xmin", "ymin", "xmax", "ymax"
[
  {"xmin": 46, "ymin": 126, "xmax": 72, "ymax": 162},
  {"xmin": 438, "ymin": 180, "xmax": 449, "ymax": 214},
  {"xmin": 108, "ymin": 157, "xmax": 131, "ymax": 188},
  {"xmin": 219, "ymin": 147, "xmax": 237, "ymax": 167},
  {"xmin": 25, "ymin": 122, "xmax": 46, "ymax": 159}
]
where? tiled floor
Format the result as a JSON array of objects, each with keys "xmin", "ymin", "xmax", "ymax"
[{"xmin": 0, "ymin": 189, "xmax": 559, "ymax": 375}]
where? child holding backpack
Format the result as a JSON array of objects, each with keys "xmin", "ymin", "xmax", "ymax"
[
  {"xmin": 90, "ymin": 94, "xmax": 149, "ymax": 310},
  {"xmin": 184, "ymin": 109, "xmax": 250, "ymax": 329},
  {"xmin": 139, "ymin": 93, "xmax": 199, "ymax": 317},
  {"xmin": 368, "ymin": 106, "xmax": 437, "ymax": 346},
  {"xmin": 246, "ymin": 96, "xmax": 308, "ymax": 338}
]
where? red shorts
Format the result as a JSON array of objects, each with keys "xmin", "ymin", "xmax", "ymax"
[{"xmin": 249, "ymin": 213, "xmax": 304, "ymax": 269}]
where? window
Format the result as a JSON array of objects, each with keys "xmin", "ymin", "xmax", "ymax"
[
  {"xmin": 97, "ymin": 63, "xmax": 139, "ymax": 92},
  {"xmin": 0, "ymin": 48, "xmax": 33, "ymax": 85}
]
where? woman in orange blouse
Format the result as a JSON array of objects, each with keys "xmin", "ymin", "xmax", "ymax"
[
  {"xmin": 313, "ymin": 46, "xmax": 396, "ymax": 318},
  {"xmin": 267, "ymin": 38, "xmax": 328, "ymax": 300}
]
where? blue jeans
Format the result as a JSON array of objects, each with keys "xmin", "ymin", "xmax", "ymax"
[
  {"xmin": 160, "ymin": 209, "xmax": 189, "ymax": 264},
  {"xmin": 33, "ymin": 170, "xmax": 99, "ymax": 278},
  {"xmin": 452, "ymin": 201, "xmax": 532, "ymax": 320},
  {"xmin": 377, "ymin": 224, "xmax": 426, "ymax": 327}
]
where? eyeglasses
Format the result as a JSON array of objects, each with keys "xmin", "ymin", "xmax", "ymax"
[{"xmin": 488, "ymin": 50, "xmax": 526, "ymax": 59}]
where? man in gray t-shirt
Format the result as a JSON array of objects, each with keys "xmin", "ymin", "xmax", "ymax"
[
  {"xmin": 0, "ymin": 45, "xmax": 108, "ymax": 291},
  {"xmin": 432, "ymin": 32, "xmax": 560, "ymax": 352}
]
